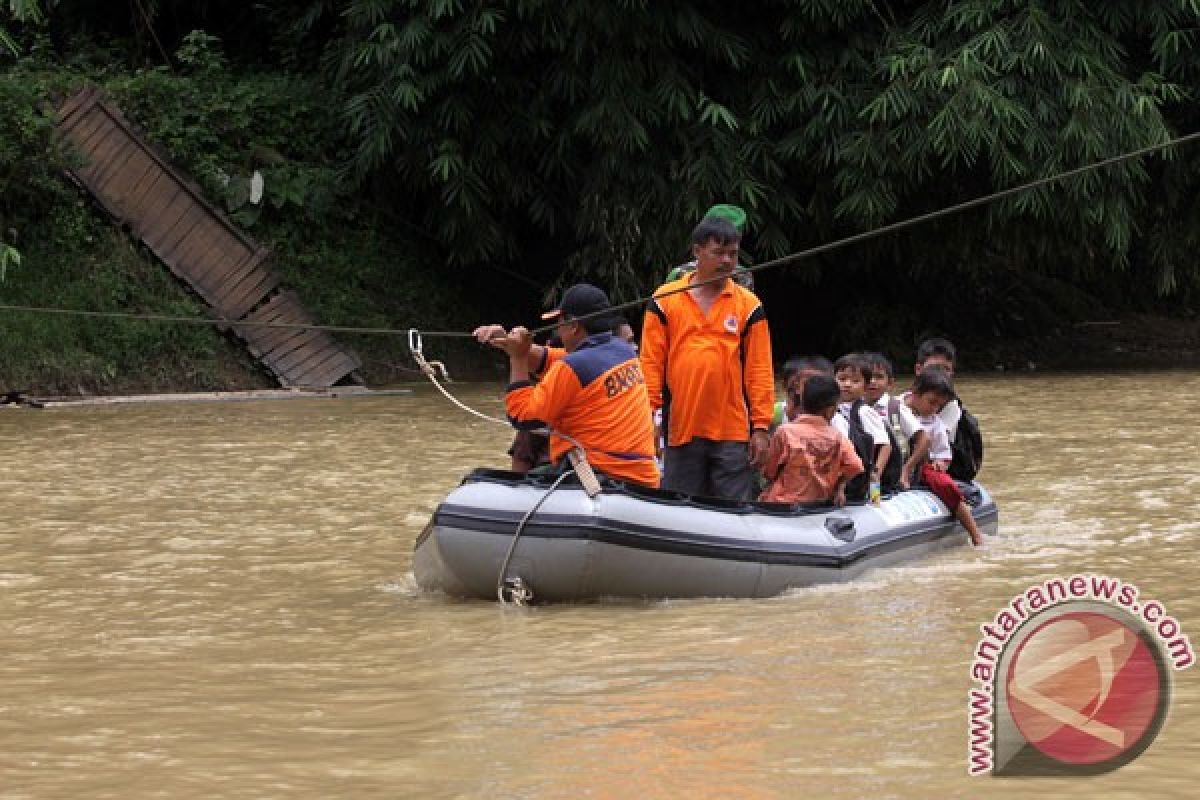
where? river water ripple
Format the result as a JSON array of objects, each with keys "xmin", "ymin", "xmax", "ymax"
[{"xmin": 2, "ymin": 373, "xmax": 1197, "ymax": 797}]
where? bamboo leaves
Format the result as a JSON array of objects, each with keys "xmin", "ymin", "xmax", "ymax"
[{"xmin": 316, "ymin": 0, "xmax": 1200, "ymax": 298}]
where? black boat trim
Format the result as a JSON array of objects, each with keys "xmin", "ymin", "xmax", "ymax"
[
  {"xmin": 432, "ymin": 502, "xmax": 999, "ymax": 568},
  {"xmin": 459, "ymin": 468, "xmax": 887, "ymax": 515},
  {"xmin": 458, "ymin": 467, "xmax": 983, "ymax": 516}
]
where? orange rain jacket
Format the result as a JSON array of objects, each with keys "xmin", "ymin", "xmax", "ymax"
[
  {"xmin": 506, "ymin": 333, "xmax": 659, "ymax": 487},
  {"xmin": 641, "ymin": 275, "xmax": 774, "ymax": 447}
]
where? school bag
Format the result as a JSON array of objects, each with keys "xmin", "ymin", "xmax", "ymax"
[
  {"xmin": 879, "ymin": 397, "xmax": 910, "ymax": 491},
  {"xmin": 842, "ymin": 399, "xmax": 875, "ymax": 502},
  {"xmin": 948, "ymin": 401, "xmax": 984, "ymax": 482}
]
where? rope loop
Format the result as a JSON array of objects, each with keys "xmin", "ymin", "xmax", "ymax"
[
  {"xmin": 408, "ymin": 328, "xmax": 451, "ymax": 382},
  {"xmin": 409, "ymin": 328, "xmax": 508, "ymax": 426}
]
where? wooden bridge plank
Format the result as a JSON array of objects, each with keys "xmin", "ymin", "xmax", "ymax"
[
  {"xmin": 126, "ymin": 170, "xmax": 173, "ymax": 240},
  {"xmin": 235, "ymin": 290, "xmax": 358, "ymax": 386},
  {"xmin": 219, "ymin": 273, "xmax": 279, "ymax": 321},
  {"xmin": 259, "ymin": 320, "xmax": 317, "ymax": 357},
  {"xmin": 287, "ymin": 347, "xmax": 351, "ymax": 387},
  {"xmin": 108, "ymin": 150, "xmax": 159, "ymax": 213},
  {"xmin": 155, "ymin": 208, "xmax": 206, "ymax": 265},
  {"xmin": 56, "ymin": 85, "xmax": 98, "ymax": 127},
  {"xmin": 270, "ymin": 334, "xmax": 330, "ymax": 374},
  {"xmin": 188, "ymin": 246, "xmax": 244, "ymax": 294},
  {"xmin": 234, "ymin": 297, "xmax": 311, "ymax": 356},
  {"xmin": 187, "ymin": 229, "xmax": 253, "ymax": 289},
  {"xmin": 278, "ymin": 333, "xmax": 355, "ymax": 380},
  {"xmin": 74, "ymin": 124, "xmax": 123, "ymax": 187},
  {"xmin": 210, "ymin": 255, "xmax": 277, "ymax": 319},
  {"xmin": 88, "ymin": 136, "xmax": 142, "ymax": 194},
  {"xmin": 239, "ymin": 317, "xmax": 307, "ymax": 356},
  {"xmin": 301, "ymin": 358, "xmax": 359, "ymax": 389},
  {"xmin": 56, "ymin": 88, "xmax": 361, "ymax": 388},
  {"xmin": 218, "ymin": 248, "xmax": 274, "ymax": 294},
  {"xmin": 309, "ymin": 353, "xmax": 362, "ymax": 387},
  {"xmin": 301, "ymin": 346, "xmax": 362, "ymax": 386},
  {"xmin": 163, "ymin": 217, "xmax": 219, "ymax": 283},
  {"xmin": 142, "ymin": 189, "xmax": 195, "ymax": 253},
  {"xmin": 66, "ymin": 110, "xmax": 112, "ymax": 162},
  {"xmin": 122, "ymin": 159, "xmax": 169, "ymax": 215},
  {"xmin": 248, "ymin": 329, "xmax": 307, "ymax": 362}
]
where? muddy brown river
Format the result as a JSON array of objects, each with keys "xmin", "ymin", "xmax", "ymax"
[{"xmin": 2, "ymin": 373, "xmax": 1197, "ymax": 797}]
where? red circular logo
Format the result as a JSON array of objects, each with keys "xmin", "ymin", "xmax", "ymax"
[{"xmin": 1005, "ymin": 610, "xmax": 1167, "ymax": 766}]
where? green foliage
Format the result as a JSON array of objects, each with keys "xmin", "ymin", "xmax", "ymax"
[
  {"xmin": 174, "ymin": 29, "xmax": 225, "ymax": 72},
  {"xmin": 0, "ymin": 21, "xmax": 483, "ymax": 392},
  {"xmin": 0, "ymin": 241, "xmax": 17, "ymax": 279},
  {"xmin": 105, "ymin": 31, "xmax": 347, "ymax": 229},
  {"xmin": 267, "ymin": 219, "xmax": 483, "ymax": 384},
  {"xmin": 314, "ymin": 0, "xmax": 1200, "ymax": 311},
  {"xmin": 0, "ymin": 59, "xmax": 76, "ymax": 252},
  {"xmin": 323, "ymin": 0, "xmax": 775, "ymax": 296},
  {"xmin": 0, "ymin": 205, "xmax": 260, "ymax": 393},
  {"xmin": 6, "ymin": 1, "xmax": 1200, "ymax": 392},
  {"xmin": 849, "ymin": 1, "xmax": 1180, "ymax": 276},
  {"xmin": 1, "ymin": 0, "xmax": 44, "ymax": 56}
]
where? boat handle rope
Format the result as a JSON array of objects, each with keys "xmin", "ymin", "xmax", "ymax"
[
  {"xmin": 496, "ymin": 467, "xmax": 574, "ymax": 606},
  {"xmin": 494, "ymin": 435, "xmax": 602, "ymax": 605}
]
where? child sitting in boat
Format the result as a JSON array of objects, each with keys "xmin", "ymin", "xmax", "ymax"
[
  {"xmin": 832, "ymin": 353, "xmax": 891, "ymax": 502},
  {"xmin": 914, "ymin": 337, "xmax": 984, "ymax": 482},
  {"xmin": 773, "ymin": 355, "xmax": 834, "ymax": 428},
  {"xmin": 903, "ymin": 368, "xmax": 985, "ymax": 547},
  {"xmin": 864, "ymin": 352, "xmax": 929, "ymax": 491},
  {"xmin": 760, "ymin": 374, "xmax": 864, "ymax": 506}
]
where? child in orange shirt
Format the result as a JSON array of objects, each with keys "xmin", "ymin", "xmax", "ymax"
[{"xmin": 760, "ymin": 375, "xmax": 864, "ymax": 505}]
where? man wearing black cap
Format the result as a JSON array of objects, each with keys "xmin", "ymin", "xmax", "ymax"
[{"xmin": 481, "ymin": 284, "xmax": 659, "ymax": 488}]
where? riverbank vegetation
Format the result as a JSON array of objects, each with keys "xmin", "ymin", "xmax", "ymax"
[{"xmin": 2, "ymin": 1, "xmax": 1200, "ymax": 392}]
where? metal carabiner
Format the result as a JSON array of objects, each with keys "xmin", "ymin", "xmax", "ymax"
[
  {"xmin": 408, "ymin": 328, "xmax": 451, "ymax": 382},
  {"xmin": 498, "ymin": 576, "xmax": 534, "ymax": 607}
]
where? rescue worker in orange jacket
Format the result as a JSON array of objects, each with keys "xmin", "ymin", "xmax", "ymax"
[
  {"xmin": 485, "ymin": 284, "xmax": 659, "ymax": 488},
  {"xmin": 641, "ymin": 216, "xmax": 775, "ymax": 500}
]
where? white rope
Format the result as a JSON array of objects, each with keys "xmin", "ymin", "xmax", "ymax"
[
  {"xmin": 496, "ymin": 468, "xmax": 575, "ymax": 605},
  {"xmin": 407, "ymin": 329, "xmax": 643, "ymax": 477},
  {"xmin": 409, "ymin": 329, "xmax": 511, "ymax": 427}
]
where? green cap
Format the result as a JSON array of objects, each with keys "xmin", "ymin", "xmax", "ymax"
[
  {"xmin": 664, "ymin": 265, "xmax": 691, "ymax": 282},
  {"xmin": 704, "ymin": 203, "xmax": 747, "ymax": 233}
]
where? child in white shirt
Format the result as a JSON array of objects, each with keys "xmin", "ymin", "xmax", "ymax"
[
  {"xmin": 903, "ymin": 368, "xmax": 983, "ymax": 547},
  {"xmin": 864, "ymin": 352, "xmax": 929, "ymax": 489},
  {"xmin": 832, "ymin": 353, "xmax": 891, "ymax": 501}
]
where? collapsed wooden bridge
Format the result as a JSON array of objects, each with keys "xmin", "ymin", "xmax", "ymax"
[{"xmin": 55, "ymin": 86, "xmax": 362, "ymax": 389}]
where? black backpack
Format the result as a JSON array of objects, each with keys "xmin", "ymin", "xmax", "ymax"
[
  {"xmin": 879, "ymin": 398, "xmax": 909, "ymax": 491},
  {"xmin": 842, "ymin": 399, "xmax": 875, "ymax": 502},
  {"xmin": 948, "ymin": 401, "xmax": 984, "ymax": 482}
]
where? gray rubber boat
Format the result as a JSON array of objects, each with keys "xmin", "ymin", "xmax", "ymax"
[{"xmin": 413, "ymin": 469, "xmax": 999, "ymax": 603}]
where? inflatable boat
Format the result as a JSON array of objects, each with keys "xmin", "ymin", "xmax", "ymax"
[{"xmin": 413, "ymin": 469, "xmax": 999, "ymax": 603}]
